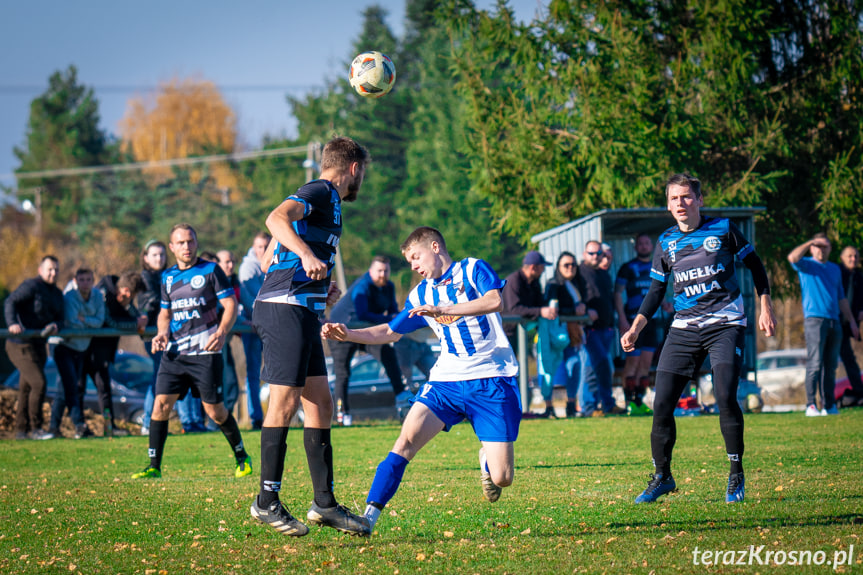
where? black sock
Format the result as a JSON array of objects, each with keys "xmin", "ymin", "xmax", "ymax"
[
  {"xmin": 728, "ymin": 454, "xmax": 744, "ymax": 475},
  {"xmin": 149, "ymin": 419, "xmax": 170, "ymax": 470},
  {"xmin": 304, "ymin": 427, "xmax": 336, "ymax": 508},
  {"xmin": 218, "ymin": 413, "xmax": 247, "ymax": 462},
  {"xmin": 259, "ymin": 427, "xmax": 289, "ymax": 507}
]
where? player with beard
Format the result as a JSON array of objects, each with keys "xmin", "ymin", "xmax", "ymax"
[
  {"xmin": 132, "ymin": 223, "xmax": 251, "ymax": 479},
  {"xmin": 250, "ymin": 136, "xmax": 372, "ymax": 538}
]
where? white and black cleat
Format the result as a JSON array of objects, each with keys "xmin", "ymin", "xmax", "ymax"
[{"xmin": 250, "ymin": 498, "xmax": 310, "ymax": 537}]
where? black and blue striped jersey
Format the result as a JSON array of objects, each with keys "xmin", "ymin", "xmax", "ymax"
[
  {"xmin": 256, "ymin": 180, "xmax": 342, "ymax": 315},
  {"xmin": 651, "ymin": 217, "xmax": 753, "ymax": 329},
  {"xmin": 160, "ymin": 258, "xmax": 234, "ymax": 355}
]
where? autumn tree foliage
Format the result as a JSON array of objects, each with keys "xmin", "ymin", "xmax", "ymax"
[{"xmin": 118, "ymin": 78, "xmax": 239, "ymax": 189}]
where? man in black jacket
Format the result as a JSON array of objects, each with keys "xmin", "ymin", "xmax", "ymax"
[
  {"xmin": 79, "ymin": 271, "xmax": 146, "ymax": 435},
  {"xmin": 576, "ymin": 240, "xmax": 621, "ymax": 416},
  {"xmin": 502, "ymin": 251, "xmax": 558, "ymax": 352},
  {"xmin": 329, "ymin": 256, "xmax": 406, "ymax": 424},
  {"xmin": 839, "ymin": 246, "xmax": 863, "ymax": 406},
  {"xmin": 4, "ymin": 256, "xmax": 64, "ymax": 439}
]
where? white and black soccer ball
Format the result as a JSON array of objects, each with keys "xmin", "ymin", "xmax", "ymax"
[{"xmin": 349, "ymin": 51, "xmax": 396, "ymax": 99}]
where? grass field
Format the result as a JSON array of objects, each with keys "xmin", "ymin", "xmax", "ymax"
[{"xmin": 1, "ymin": 411, "xmax": 861, "ymax": 574}]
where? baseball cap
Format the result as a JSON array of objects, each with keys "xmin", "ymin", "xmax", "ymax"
[{"xmin": 523, "ymin": 251, "xmax": 551, "ymax": 266}]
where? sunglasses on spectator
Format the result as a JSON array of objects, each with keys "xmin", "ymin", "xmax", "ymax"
[
  {"xmin": 561, "ymin": 262, "xmax": 575, "ymax": 268},
  {"xmin": 585, "ymin": 250, "xmax": 605, "ymax": 257}
]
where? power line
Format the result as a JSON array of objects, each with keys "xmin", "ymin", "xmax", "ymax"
[
  {"xmin": 3, "ymin": 145, "xmax": 309, "ymax": 182},
  {"xmin": 0, "ymin": 84, "xmax": 324, "ymax": 95}
]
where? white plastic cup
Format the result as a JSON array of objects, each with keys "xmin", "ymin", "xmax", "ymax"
[
  {"xmin": 342, "ymin": 414, "xmax": 353, "ymax": 427},
  {"xmin": 549, "ymin": 299, "xmax": 559, "ymax": 311}
]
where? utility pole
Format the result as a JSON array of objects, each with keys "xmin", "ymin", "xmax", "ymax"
[{"xmin": 33, "ymin": 186, "xmax": 42, "ymax": 236}]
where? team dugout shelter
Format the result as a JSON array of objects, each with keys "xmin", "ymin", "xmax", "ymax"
[{"xmin": 530, "ymin": 207, "xmax": 765, "ymax": 378}]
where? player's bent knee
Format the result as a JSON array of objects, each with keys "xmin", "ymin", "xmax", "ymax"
[
  {"xmin": 152, "ymin": 396, "xmax": 175, "ymax": 419},
  {"xmin": 392, "ymin": 437, "xmax": 420, "ymax": 460},
  {"xmin": 204, "ymin": 403, "xmax": 228, "ymax": 425},
  {"xmin": 492, "ymin": 469, "xmax": 514, "ymax": 488}
]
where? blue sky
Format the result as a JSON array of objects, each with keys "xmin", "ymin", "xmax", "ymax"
[{"xmin": 0, "ymin": 0, "xmax": 544, "ymax": 186}]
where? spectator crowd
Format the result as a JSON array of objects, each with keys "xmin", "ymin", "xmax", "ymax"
[{"xmin": 4, "ymin": 228, "xmax": 863, "ymax": 439}]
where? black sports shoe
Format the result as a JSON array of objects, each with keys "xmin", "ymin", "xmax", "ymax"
[
  {"xmin": 250, "ymin": 498, "xmax": 309, "ymax": 537},
  {"xmin": 306, "ymin": 502, "xmax": 371, "ymax": 537}
]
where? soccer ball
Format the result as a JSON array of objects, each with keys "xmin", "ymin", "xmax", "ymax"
[{"xmin": 349, "ymin": 51, "xmax": 396, "ymax": 98}]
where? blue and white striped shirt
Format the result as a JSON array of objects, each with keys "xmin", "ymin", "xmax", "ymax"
[{"xmin": 389, "ymin": 258, "xmax": 517, "ymax": 381}]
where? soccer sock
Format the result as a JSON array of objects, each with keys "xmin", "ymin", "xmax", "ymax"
[
  {"xmin": 713, "ymin": 362, "xmax": 745, "ymax": 475},
  {"xmin": 637, "ymin": 377, "xmax": 651, "ymax": 406},
  {"xmin": 624, "ymin": 377, "xmax": 637, "ymax": 404},
  {"xmin": 479, "ymin": 448, "xmax": 491, "ymax": 475},
  {"xmin": 259, "ymin": 427, "xmax": 289, "ymax": 507},
  {"xmin": 366, "ymin": 451, "xmax": 409, "ymax": 510},
  {"xmin": 727, "ymin": 453, "xmax": 744, "ymax": 475},
  {"xmin": 304, "ymin": 428, "xmax": 336, "ymax": 508},
  {"xmin": 148, "ymin": 419, "xmax": 170, "ymax": 470},
  {"xmin": 217, "ymin": 413, "xmax": 248, "ymax": 462},
  {"xmin": 650, "ymin": 371, "xmax": 689, "ymax": 477},
  {"xmin": 363, "ymin": 504, "xmax": 382, "ymax": 531}
]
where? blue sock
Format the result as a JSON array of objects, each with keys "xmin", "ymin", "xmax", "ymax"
[{"xmin": 366, "ymin": 452, "xmax": 409, "ymax": 508}]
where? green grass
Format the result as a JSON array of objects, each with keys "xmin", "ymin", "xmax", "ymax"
[{"xmin": 1, "ymin": 412, "xmax": 862, "ymax": 574}]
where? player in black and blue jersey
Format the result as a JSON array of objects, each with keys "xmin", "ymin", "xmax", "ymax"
[
  {"xmin": 621, "ymin": 173, "xmax": 777, "ymax": 504},
  {"xmin": 132, "ymin": 224, "xmax": 251, "ymax": 480},
  {"xmin": 249, "ymin": 136, "xmax": 372, "ymax": 538},
  {"xmin": 614, "ymin": 233, "xmax": 672, "ymax": 415}
]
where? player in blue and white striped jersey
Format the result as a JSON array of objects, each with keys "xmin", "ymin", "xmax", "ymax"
[
  {"xmin": 321, "ymin": 227, "xmax": 521, "ymax": 534},
  {"xmin": 621, "ymin": 174, "xmax": 777, "ymax": 505}
]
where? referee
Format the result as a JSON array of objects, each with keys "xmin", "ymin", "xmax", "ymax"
[{"xmin": 621, "ymin": 173, "xmax": 777, "ymax": 504}]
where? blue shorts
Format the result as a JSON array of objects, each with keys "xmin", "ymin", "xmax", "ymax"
[{"xmin": 413, "ymin": 376, "xmax": 521, "ymax": 442}]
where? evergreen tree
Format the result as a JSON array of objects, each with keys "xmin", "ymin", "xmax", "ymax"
[
  {"xmin": 446, "ymin": 0, "xmax": 863, "ymax": 292},
  {"xmin": 14, "ymin": 66, "xmax": 107, "ymax": 236}
]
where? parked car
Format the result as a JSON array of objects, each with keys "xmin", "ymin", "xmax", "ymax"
[
  {"xmin": 1, "ymin": 350, "xmax": 152, "ymax": 425},
  {"xmin": 259, "ymin": 352, "xmax": 427, "ymax": 423},
  {"xmin": 746, "ymin": 348, "xmax": 808, "ymax": 405}
]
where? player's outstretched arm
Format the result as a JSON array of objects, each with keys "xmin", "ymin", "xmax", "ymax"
[
  {"xmin": 758, "ymin": 294, "xmax": 777, "ymax": 337},
  {"xmin": 409, "ymin": 289, "xmax": 502, "ymax": 319},
  {"xmin": 321, "ymin": 321, "xmax": 401, "ymax": 345}
]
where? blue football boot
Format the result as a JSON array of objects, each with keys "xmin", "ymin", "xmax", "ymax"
[
  {"xmin": 635, "ymin": 473, "xmax": 676, "ymax": 503},
  {"xmin": 725, "ymin": 472, "xmax": 745, "ymax": 503}
]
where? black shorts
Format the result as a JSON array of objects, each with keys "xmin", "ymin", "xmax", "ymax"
[
  {"xmin": 156, "ymin": 353, "xmax": 223, "ymax": 404},
  {"xmin": 253, "ymin": 301, "xmax": 327, "ymax": 387},
  {"xmin": 656, "ymin": 324, "xmax": 745, "ymax": 379}
]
